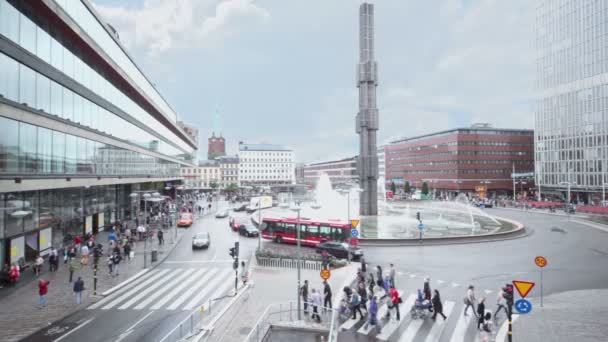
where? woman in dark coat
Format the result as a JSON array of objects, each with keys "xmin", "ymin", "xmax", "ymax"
[{"xmin": 431, "ymin": 289, "xmax": 447, "ymax": 320}]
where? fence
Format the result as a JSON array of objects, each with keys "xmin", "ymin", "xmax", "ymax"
[
  {"xmin": 244, "ymin": 301, "xmax": 338, "ymax": 342},
  {"xmin": 256, "ymin": 257, "xmax": 324, "ymax": 271}
]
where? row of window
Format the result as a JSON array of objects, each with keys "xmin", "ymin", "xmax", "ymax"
[
  {"xmin": 0, "ymin": 0, "xmax": 192, "ymax": 154},
  {"xmin": 388, "ymin": 150, "xmax": 530, "ymax": 162},
  {"xmin": 400, "ymin": 169, "xmax": 513, "ymax": 175},
  {"xmin": 241, "ymin": 175, "xmax": 292, "ymax": 180},
  {"xmin": 262, "ymin": 221, "xmax": 350, "ymax": 242},
  {"xmin": 0, "ymin": 116, "xmax": 180, "ymax": 176},
  {"xmin": 391, "ymin": 160, "xmax": 533, "ymax": 167}
]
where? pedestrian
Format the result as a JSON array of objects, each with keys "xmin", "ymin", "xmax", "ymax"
[
  {"xmin": 67, "ymin": 246, "xmax": 76, "ymax": 260},
  {"xmin": 73, "ymin": 277, "xmax": 85, "ymax": 305},
  {"xmin": 49, "ymin": 249, "xmax": 58, "ymax": 272},
  {"xmin": 157, "ymin": 229, "xmax": 164, "ymax": 245},
  {"xmin": 480, "ymin": 312, "xmax": 493, "ymax": 342},
  {"xmin": 365, "ymin": 295, "xmax": 381, "ymax": 333},
  {"xmin": 360, "ymin": 257, "xmax": 367, "ymax": 273},
  {"xmin": 81, "ymin": 244, "xmax": 89, "ymax": 265},
  {"xmin": 74, "ymin": 235, "xmax": 82, "ymax": 251},
  {"xmin": 321, "ymin": 250, "xmax": 330, "ymax": 269},
  {"xmin": 68, "ymin": 258, "xmax": 77, "ymax": 283},
  {"xmin": 423, "ymin": 276, "xmax": 432, "ymax": 301},
  {"xmin": 34, "ymin": 254, "xmax": 43, "ymax": 276},
  {"xmin": 240, "ymin": 261, "xmax": 248, "ymax": 285},
  {"xmin": 464, "ymin": 285, "xmax": 477, "ymax": 317},
  {"xmin": 38, "ymin": 279, "xmax": 49, "ymax": 308},
  {"xmin": 389, "ymin": 263, "xmax": 396, "ymax": 288},
  {"xmin": 375, "ymin": 265, "xmax": 383, "ymax": 287},
  {"xmin": 323, "ymin": 280, "xmax": 332, "ymax": 311},
  {"xmin": 300, "ymin": 280, "xmax": 309, "ymax": 315},
  {"xmin": 385, "ymin": 285, "xmax": 401, "ymax": 321},
  {"xmin": 477, "ymin": 297, "xmax": 486, "ymax": 330},
  {"xmin": 8, "ymin": 263, "xmax": 19, "ymax": 285},
  {"xmin": 107, "ymin": 254, "xmax": 114, "ymax": 274},
  {"xmin": 431, "ymin": 289, "xmax": 447, "ymax": 320},
  {"xmin": 112, "ymin": 252, "xmax": 122, "ymax": 276},
  {"xmin": 383, "ymin": 275, "xmax": 391, "ymax": 293},
  {"xmin": 494, "ymin": 287, "xmax": 508, "ymax": 320},
  {"xmin": 123, "ymin": 243, "xmax": 131, "ymax": 262},
  {"xmin": 349, "ymin": 289, "xmax": 364, "ymax": 320},
  {"xmin": 368, "ymin": 273, "xmax": 375, "ymax": 295},
  {"xmin": 310, "ymin": 288, "xmax": 322, "ymax": 323},
  {"xmin": 357, "ymin": 281, "xmax": 368, "ymax": 312}
]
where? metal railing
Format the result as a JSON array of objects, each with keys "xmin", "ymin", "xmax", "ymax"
[
  {"xmin": 244, "ymin": 301, "xmax": 338, "ymax": 342},
  {"xmin": 159, "ymin": 295, "xmax": 222, "ymax": 342},
  {"xmin": 256, "ymin": 257, "xmax": 324, "ymax": 271}
]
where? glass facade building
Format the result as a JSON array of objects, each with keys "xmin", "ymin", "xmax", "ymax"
[
  {"xmin": 536, "ymin": 0, "xmax": 608, "ymax": 202},
  {"xmin": 0, "ymin": 0, "xmax": 196, "ymax": 267}
]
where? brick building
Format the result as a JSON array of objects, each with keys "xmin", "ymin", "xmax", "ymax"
[
  {"xmin": 385, "ymin": 125, "xmax": 535, "ymax": 198},
  {"xmin": 207, "ymin": 133, "xmax": 226, "ymax": 160}
]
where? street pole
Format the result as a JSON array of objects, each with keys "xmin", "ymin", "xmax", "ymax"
[
  {"xmin": 258, "ymin": 206, "xmax": 261, "ymax": 250},
  {"xmin": 512, "ymin": 163, "xmax": 516, "ymax": 201},
  {"xmin": 93, "ymin": 262, "xmax": 97, "ymax": 296},
  {"xmin": 567, "ymin": 183, "xmax": 571, "ymax": 221},
  {"xmin": 296, "ymin": 206, "xmax": 302, "ymax": 321},
  {"xmin": 144, "ymin": 199, "xmax": 148, "ymax": 268},
  {"xmin": 603, "ymin": 181, "xmax": 606, "ymax": 205},
  {"xmin": 540, "ymin": 267, "xmax": 544, "ymax": 307},
  {"xmin": 346, "ymin": 191, "xmax": 351, "ymax": 263},
  {"xmin": 507, "ymin": 304, "xmax": 513, "ymax": 342}
]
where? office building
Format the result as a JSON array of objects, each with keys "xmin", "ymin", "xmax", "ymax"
[
  {"xmin": 303, "ymin": 157, "xmax": 358, "ymax": 187},
  {"xmin": 217, "ymin": 155, "xmax": 239, "ymax": 188},
  {"xmin": 0, "ymin": 0, "xmax": 197, "ymax": 267},
  {"xmin": 238, "ymin": 142, "xmax": 295, "ymax": 185}
]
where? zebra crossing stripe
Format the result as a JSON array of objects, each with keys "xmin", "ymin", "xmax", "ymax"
[
  {"xmin": 195, "ymin": 279, "xmax": 234, "ymax": 311},
  {"xmin": 399, "ymin": 314, "xmax": 424, "ymax": 341},
  {"xmin": 166, "ymin": 268, "xmax": 221, "ymax": 310},
  {"xmin": 449, "ymin": 310, "xmax": 473, "ymax": 342},
  {"xmin": 97, "ymin": 269, "xmax": 172, "ymax": 310},
  {"xmin": 118, "ymin": 269, "xmax": 183, "ymax": 310},
  {"xmin": 496, "ymin": 314, "xmax": 519, "ymax": 342},
  {"xmin": 149, "ymin": 269, "xmax": 207, "ymax": 310},
  {"xmin": 424, "ymin": 301, "xmax": 455, "ymax": 342},
  {"xmin": 376, "ymin": 293, "xmax": 416, "ymax": 341},
  {"xmin": 133, "ymin": 268, "xmax": 197, "ymax": 310},
  {"xmin": 182, "ymin": 269, "xmax": 233, "ymax": 310},
  {"xmin": 88, "ymin": 269, "xmax": 162, "ymax": 310},
  {"xmin": 357, "ymin": 303, "xmax": 389, "ymax": 335}
]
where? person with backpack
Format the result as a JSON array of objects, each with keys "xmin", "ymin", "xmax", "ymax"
[
  {"xmin": 123, "ymin": 243, "xmax": 131, "ymax": 262},
  {"xmin": 349, "ymin": 289, "xmax": 364, "ymax": 320},
  {"xmin": 477, "ymin": 297, "xmax": 486, "ymax": 330},
  {"xmin": 480, "ymin": 312, "xmax": 494, "ymax": 342},
  {"xmin": 73, "ymin": 277, "xmax": 85, "ymax": 305},
  {"xmin": 385, "ymin": 285, "xmax": 401, "ymax": 321},
  {"xmin": 300, "ymin": 280, "xmax": 309, "ymax": 315},
  {"xmin": 464, "ymin": 285, "xmax": 477, "ymax": 317}
]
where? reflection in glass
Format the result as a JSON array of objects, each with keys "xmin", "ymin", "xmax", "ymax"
[
  {"xmin": 0, "ymin": 53, "xmax": 19, "ymax": 101},
  {"xmin": 19, "ymin": 122, "xmax": 38, "ymax": 173},
  {"xmin": 19, "ymin": 13, "xmax": 37, "ymax": 55},
  {"xmin": 0, "ymin": 0, "xmax": 20, "ymax": 42},
  {"xmin": 19, "ymin": 64, "xmax": 37, "ymax": 107},
  {"xmin": 36, "ymin": 73, "xmax": 51, "ymax": 113},
  {"xmin": 38, "ymin": 127, "xmax": 53, "ymax": 173},
  {"xmin": 52, "ymin": 131, "xmax": 65, "ymax": 174},
  {"xmin": 0, "ymin": 116, "xmax": 19, "ymax": 173}
]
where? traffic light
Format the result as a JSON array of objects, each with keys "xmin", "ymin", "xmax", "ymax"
[
  {"xmin": 416, "ymin": 211, "xmax": 421, "ymax": 222},
  {"xmin": 504, "ymin": 284, "xmax": 514, "ymax": 306},
  {"xmin": 229, "ymin": 247, "xmax": 236, "ymax": 258},
  {"xmin": 234, "ymin": 241, "xmax": 239, "ymax": 258}
]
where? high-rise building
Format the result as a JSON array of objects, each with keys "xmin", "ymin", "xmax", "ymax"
[
  {"xmin": 303, "ymin": 157, "xmax": 358, "ymax": 187},
  {"xmin": 536, "ymin": 1, "xmax": 608, "ymax": 203},
  {"xmin": 207, "ymin": 133, "xmax": 226, "ymax": 160},
  {"xmin": 356, "ymin": 3, "xmax": 379, "ymax": 215},
  {"xmin": 238, "ymin": 143, "xmax": 295, "ymax": 185},
  {"xmin": 0, "ymin": 0, "xmax": 197, "ymax": 267}
]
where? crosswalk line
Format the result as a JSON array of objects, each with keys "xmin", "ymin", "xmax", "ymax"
[
  {"xmin": 197, "ymin": 279, "xmax": 234, "ymax": 311},
  {"xmin": 182, "ymin": 269, "xmax": 233, "ymax": 310},
  {"xmin": 449, "ymin": 310, "xmax": 474, "ymax": 342},
  {"xmin": 167, "ymin": 268, "xmax": 222, "ymax": 310},
  {"xmin": 340, "ymin": 316, "xmax": 363, "ymax": 331},
  {"xmin": 423, "ymin": 301, "xmax": 455, "ymax": 342},
  {"xmin": 357, "ymin": 303, "xmax": 389, "ymax": 335},
  {"xmin": 99, "ymin": 269, "xmax": 172, "ymax": 310},
  {"xmin": 376, "ymin": 293, "xmax": 416, "ymax": 341},
  {"xmin": 149, "ymin": 269, "xmax": 207, "ymax": 310},
  {"xmin": 133, "ymin": 268, "xmax": 197, "ymax": 310},
  {"xmin": 496, "ymin": 314, "xmax": 519, "ymax": 342},
  {"xmin": 118, "ymin": 269, "xmax": 183, "ymax": 310},
  {"xmin": 399, "ymin": 314, "xmax": 425, "ymax": 341},
  {"xmin": 88, "ymin": 269, "xmax": 162, "ymax": 310}
]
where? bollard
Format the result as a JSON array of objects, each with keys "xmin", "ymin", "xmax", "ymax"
[{"xmin": 190, "ymin": 314, "xmax": 193, "ymax": 333}]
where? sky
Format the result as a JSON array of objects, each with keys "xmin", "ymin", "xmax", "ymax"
[{"xmin": 91, "ymin": 0, "xmax": 536, "ymax": 163}]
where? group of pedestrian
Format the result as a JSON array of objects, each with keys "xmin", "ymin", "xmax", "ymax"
[
  {"xmin": 299, "ymin": 279, "xmax": 333, "ymax": 323},
  {"xmin": 463, "ymin": 285, "xmax": 500, "ymax": 341}
]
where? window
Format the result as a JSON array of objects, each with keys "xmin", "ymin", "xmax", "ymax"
[
  {"xmin": 52, "ymin": 131, "xmax": 65, "ymax": 173},
  {"xmin": 62, "ymin": 88, "xmax": 73, "ymax": 121},
  {"xmin": 36, "ymin": 26, "xmax": 51, "ymax": 64},
  {"xmin": 19, "ymin": 64, "xmax": 36, "ymax": 107},
  {"xmin": 36, "ymin": 73, "xmax": 51, "ymax": 113},
  {"xmin": 284, "ymin": 223, "xmax": 295, "ymax": 235},
  {"xmin": 0, "ymin": 0, "xmax": 20, "ymax": 42},
  {"xmin": 38, "ymin": 127, "xmax": 52, "ymax": 173},
  {"xmin": 50, "ymin": 80, "xmax": 63, "ymax": 117},
  {"xmin": 0, "ymin": 116, "xmax": 19, "ymax": 172},
  {"xmin": 19, "ymin": 122, "xmax": 37, "ymax": 173},
  {"xmin": 306, "ymin": 224, "xmax": 319, "ymax": 238},
  {"xmin": 19, "ymin": 13, "xmax": 37, "ymax": 54},
  {"xmin": 0, "ymin": 53, "xmax": 19, "ymax": 101}
]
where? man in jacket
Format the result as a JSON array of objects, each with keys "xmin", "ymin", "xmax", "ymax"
[
  {"xmin": 300, "ymin": 280, "xmax": 309, "ymax": 315},
  {"xmin": 38, "ymin": 279, "xmax": 50, "ymax": 308},
  {"xmin": 386, "ymin": 285, "xmax": 401, "ymax": 321},
  {"xmin": 464, "ymin": 285, "xmax": 477, "ymax": 317},
  {"xmin": 323, "ymin": 280, "xmax": 332, "ymax": 311},
  {"xmin": 73, "ymin": 277, "xmax": 85, "ymax": 305},
  {"xmin": 309, "ymin": 288, "xmax": 323, "ymax": 323}
]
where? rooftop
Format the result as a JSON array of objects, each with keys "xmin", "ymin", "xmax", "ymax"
[
  {"xmin": 390, "ymin": 126, "xmax": 534, "ymax": 144},
  {"xmin": 238, "ymin": 143, "xmax": 292, "ymax": 152},
  {"xmin": 306, "ymin": 156, "xmax": 357, "ymax": 167}
]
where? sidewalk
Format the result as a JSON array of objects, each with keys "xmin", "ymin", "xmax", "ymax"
[
  {"xmin": 0, "ymin": 227, "xmax": 184, "ymax": 342},
  {"xmin": 197, "ymin": 260, "xmax": 359, "ymax": 342}
]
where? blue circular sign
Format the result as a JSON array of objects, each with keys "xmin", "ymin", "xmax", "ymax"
[
  {"xmin": 515, "ymin": 299, "xmax": 532, "ymax": 314},
  {"xmin": 418, "ymin": 223, "xmax": 425, "ymax": 230},
  {"xmin": 351, "ymin": 229, "xmax": 359, "ymax": 237}
]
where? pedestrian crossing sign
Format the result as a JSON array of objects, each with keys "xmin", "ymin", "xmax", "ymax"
[{"xmin": 512, "ymin": 280, "xmax": 535, "ymax": 298}]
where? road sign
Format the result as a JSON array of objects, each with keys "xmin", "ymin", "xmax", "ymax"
[
  {"xmin": 475, "ymin": 186, "xmax": 487, "ymax": 192},
  {"xmin": 418, "ymin": 223, "xmax": 425, "ymax": 231},
  {"xmin": 513, "ymin": 280, "xmax": 535, "ymax": 298},
  {"xmin": 350, "ymin": 219, "xmax": 360, "ymax": 228},
  {"xmin": 535, "ymin": 256, "xmax": 547, "ymax": 268},
  {"xmin": 515, "ymin": 298, "xmax": 532, "ymax": 314},
  {"xmin": 351, "ymin": 229, "xmax": 359, "ymax": 238},
  {"xmin": 320, "ymin": 268, "xmax": 331, "ymax": 280}
]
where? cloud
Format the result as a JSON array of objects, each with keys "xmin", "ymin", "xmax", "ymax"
[{"xmin": 93, "ymin": 0, "xmax": 269, "ymax": 57}]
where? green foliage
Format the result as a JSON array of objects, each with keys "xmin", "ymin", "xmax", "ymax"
[
  {"xmin": 404, "ymin": 181, "xmax": 411, "ymax": 193},
  {"xmin": 225, "ymin": 183, "xmax": 239, "ymax": 192},
  {"xmin": 390, "ymin": 181, "xmax": 396, "ymax": 193},
  {"xmin": 421, "ymin": 182, "xmax": 429, "ymax": 195},
  {"xmin": 210, "ymin": 181, "xmax": 219, "ymax": 189}
]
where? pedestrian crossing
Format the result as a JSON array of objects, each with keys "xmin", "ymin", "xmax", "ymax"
[
  {"xmin": 341, "ymin": 291, "xmax": 512, "ymax": 342},
  {"xmin": 88, "ymin": 267, "xmax": 234, "ymax": 311}
]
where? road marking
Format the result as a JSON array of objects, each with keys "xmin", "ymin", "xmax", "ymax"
[
  {"xmin": 118, "ymin": 269, "xmax": 183, "ymax": 310},
  {"xmin": 452, "ymin": 282, "xmax": 460, "ymax": 287},
  {"xmin": 163, "ymin": 260, "xmax": 233, "ymax": 264},
  {"xmin": 88, "ymin": 269, "xmax": 169, "ymax": 310},
  {"xmin": 398, "ymin": 314, "xmax": 424, "ymax": 341},
  {"xmin": 357, "ymin": 302, "xmax": 389, "ymax": 335},
  {"xmin": 449, "ymin": 310, "xmax": 473, "ymax": 342},
  {"xmin": 99, "ymin": 269, "xmax": 172, "ymax": 310},
  {"xmin": 484, "ymin": 289, "xmax": 493, "ymax": 295},
  {"xmin": 572, "ymin": 219, "xmax": 608, "ymax": 233},
  {"xmin": 197, "ymin": 280, "xmax": 234, "ymax": 311},
  {"xmin": 166, "ymin": 268, "xmax": 221, "ymax": 310},
  {"xmin": 102, "ymin": 269, "xmax": 150, "ymax": 296},
  {"xmin": 53, "ymin": 318, "xmax": 94, "ymax": 342},
  {"xmin": 437, "ymin": 279, "xmax": 445, "ymax": 285},
  {"xmin": 149, "ymin": 269, "xmax": 206, "ymax": 310},
  {"xmin": 410, "ymin": 274, "xmax": 417, "ymax": 278},
  {"xmin": 424, "ymin": 301, "xmax": 454, "ymax": 342},
  {"xmin": 115, "ymin": 311, "xmax": 156, "ymax": 342},
  {"xmin": 496, "ymin": 314, "xmax": 519, "ymax": 341},
  {"xmin": 377, "ymin": 293, "xmax": 416, "ymax": 341},
  {"xmin": 133, "ymin": 269, "xmax": 196, "ymax": 310},
  {"xmin": 183, "ymin": 269, "xmax": 233, "ymax": 310}
]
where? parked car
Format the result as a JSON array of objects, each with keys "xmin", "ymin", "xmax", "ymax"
[
  {"xmin": 215, "ymin": 209, "xmax": 229, "ymax": 218},
  {"xmin": 238, "ymin": 224, "xmax": 259, "ymax": 237},
  {"xmin": 233, "ymin": 204, "xmax": 247, "ymax": 212},
  {"xmin": 177, "ymin": 212, "xmax": 193, "ymax": 227},
  {"xmin": 192, "ymin": 232, "xmax": 210, "ymax": 249},
  {"xmin": 316, "ymin": 241, "xmax": 363, "ymax": 260}
]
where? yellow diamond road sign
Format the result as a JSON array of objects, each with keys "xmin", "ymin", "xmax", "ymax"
[{"xmin": 350, "ymin": 219, "xmax": 360, "ymax": 228}]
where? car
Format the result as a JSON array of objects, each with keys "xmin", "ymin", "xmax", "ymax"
[
  {"xmin": 229, "ymin": 217, "xmax": 245, "ymax": 231},
  {"xmin": 316, "ymin": 241, "xmax": 363, "ymax": 260},
  {"xmin": 215, "ymin": 209, "xmax": 229, "ymax": 218},
  {"xmin": 192, "ymin": 232, "xmax": 210, "ymax": 249},
  {"xmin": 233, "ymin": 204, "xmax": 247, "ymax": 212},
  {"xmin": 238, "ymin": 224, "xmax": 259, "ymax": 237},
  {"xmin": 177, "ymin": 212, "xmax": 193, "ymax": 227}
]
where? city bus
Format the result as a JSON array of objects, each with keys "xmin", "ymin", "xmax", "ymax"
[{"xmin": 260, "ymin": 217, "xmax": 352, "ymax": 247}]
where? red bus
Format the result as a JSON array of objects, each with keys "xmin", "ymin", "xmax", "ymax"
[{"xmin": 260, "ymin": 217, "xmax": 352, "ymax": 247}]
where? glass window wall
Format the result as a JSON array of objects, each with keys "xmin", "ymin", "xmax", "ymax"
[{"xmin": 0, "ymin": 116, "xmax": 19, "ymax": 172}]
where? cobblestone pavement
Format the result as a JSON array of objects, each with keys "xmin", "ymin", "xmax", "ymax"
[{"xmin": 0, "ymin": 228, "xmax": 183, "ymax": 342}]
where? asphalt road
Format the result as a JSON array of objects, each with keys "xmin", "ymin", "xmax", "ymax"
[{"xmin": 22, "ymin": 200, "xmax": 260, "ymax": 342}]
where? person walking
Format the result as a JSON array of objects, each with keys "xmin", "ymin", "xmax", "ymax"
[
  {"xmin": 68, "ymin": 258, "xmax": 77, "ymax": 283},
  {"xmin": 240, "ymin": 261, "xmax": 248, "ymax": 286},
  {"xmin": 431, "ymin": 289, "xmax": 447, "ymax": 320},
  {"xmin": 385, "ymin": 285, "xmax": 401, "ymax": 321},
  {"xmin": 300, "ymin": 280, "xmax": 309, "ymax": 315},
  {"xmin": 310, "ymin": 288, "xmax": 322, "ymax": 323},
  {"xmin": 389, "ymin": 263, "xmax": 396, "ymax": 288},
  {"xmin": 107, "ymin": 254, "xmax": 114, "ymax": 275},
  {"xmin": 157, "ymin": 229, "xmax": 164, "ymax": 246},
  {"xmin": 464, "ymin": 285, "xmax": 477, "ymax": 317},
  {"xmin": 323, "ymin": 280, "xmax": 332, "ymax": 311},
  {"xmin": 494, "ymin": 287, "xmax": 508, "ymax": 320},
  {"xmin": 368, "ymin": 272, "xmax": 375, "ymax": 296},
  {"xmin": 73, "ymin": 277, "xmax": 85, "ymax": 305},
  {"xmin": 49, "ymin": 249, "xmax": 58, "ymax": 272},
  {"xmin": 423, "ymin": 277, "xmax": 432, "ymax": 301},
  {"xmin": 34, "ymin": 254, "xmax": 43, "ymax": 276},
  {"xmin": 365, "ymin": 295, "xmax": 381, "ymax": 333},
  {"xmin": 74, "ymin": 235, "xmax": 82, "ymax": 252},
  {"xmin": 123, "ymin": 243, "xmax": 131, "ymax": 262},
  {"xmin": 81, "ymin": 244, "xmax": 89, "ymax": 265},
  {"xmin": 358, "ymin": 281, "xmax": 369, "ymax": 312},
  {"xmin": 480, "ymin": 312, "xmax": 494, "ymax": 342},
  {"xmin": 349, "ymin": 290, "xmax": 364, "ymax": 320},
  {"xmin": 112, "ymin": 252, "xmax": 122, "ymax": 277},
  {"xmin": 38, "ymin": 279, "xmax": 49, "ymax": 308},
  {"xmin": 477, "ymin": 297, "xmax": 486, "ymax": 330},
  {"xmin": 375, "ymin": 266, "xmax": 383, "ymax": 287}
]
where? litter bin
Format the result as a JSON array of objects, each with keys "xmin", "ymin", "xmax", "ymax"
[{"xmin": 151, "ymin": 249, "xmax": 158, "ymax": 262}]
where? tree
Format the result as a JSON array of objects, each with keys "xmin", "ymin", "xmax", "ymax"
[
  {"xmin": 404, "ymin": 181, "xmax": 411, "ymax": 194},
  {"xmin": 225, "ymin": 183, "xmax": 239, "ymax": 193},
  {"xmin": 210, "ymin": 181, "xmax": 219, "ymax": 189},
  {"xmin": 421, "ymin": 182, "xmax": 429, "ymax": 195},
  {"xmin": 390, "ymin": 181, "xmax": 396, "ymax": 194}
]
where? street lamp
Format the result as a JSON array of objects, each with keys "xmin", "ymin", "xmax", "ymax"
[{"xmin": 290, "ymin": 201, "xmax": 303, "ymax": 320}]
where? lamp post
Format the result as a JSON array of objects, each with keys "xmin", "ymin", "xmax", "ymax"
[
  {"xmin": 290, "ymin": 201, "xmax": 302, "ymax": 320},
  {"xmin": 142, "ymin": 193, "xmax": 151, "ymax": 268}
]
